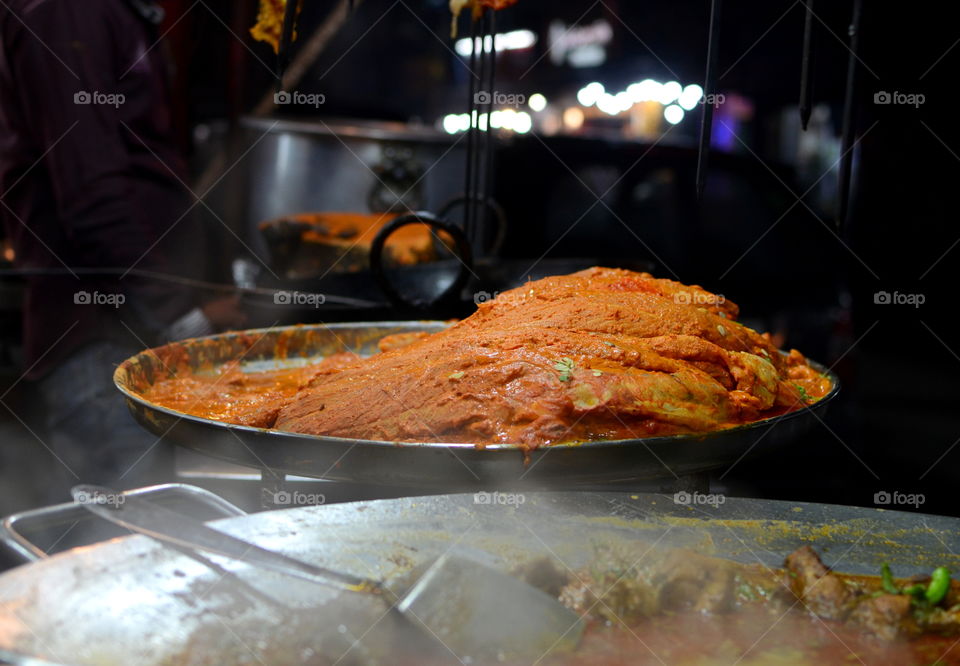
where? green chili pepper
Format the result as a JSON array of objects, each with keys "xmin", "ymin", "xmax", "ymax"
[
  {"xmin": 881, "ymin": 563, "xmax": 900, "ymax": 595},
  {"xmin": 925, "ymin": 566, "xmax": 951, "ymax": 605},
  {"xmin": 901, "ymin": 584, "xmax": 926, "ymax": 599}
]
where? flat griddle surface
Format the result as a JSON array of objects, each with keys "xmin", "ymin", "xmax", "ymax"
[{"xmin": 0, "ymin": 492, "xmax": 954, "ymax": 666}]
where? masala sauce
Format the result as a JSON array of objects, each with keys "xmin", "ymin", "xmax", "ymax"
[{"xmin": 143, "ymin": 353, "xmax": 359, "ymax": 428}]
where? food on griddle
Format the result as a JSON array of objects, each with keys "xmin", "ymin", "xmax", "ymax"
[
  {"xmin": 259, "ymin": 212, "xmax": 438, "ymax": 279},
  {"xmin": 250, "ymin": 0, "xmax": 300, "ymax": 53},
  {"xmin": 534, "ymin": 544, "xmax": 959, "ymax": 665},
  {"xmin": 143, "ymin": 268, "xmax": 832, "ymax": 446},
  {"xmin": 159, "ymin": 540, "xmax": 959, "ymax": 665}
]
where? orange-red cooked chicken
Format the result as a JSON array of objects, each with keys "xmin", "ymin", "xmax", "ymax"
[
  {"xmin": 449, "ymin": 0, "xmax": 519, "ymax": 36},
  {"xmin": 250, "ymin": 0, "xmax": 299, "ymax": 53},
  {"xmin": 273, "ymin": 268, "xmax": 831, "ymax": 448}
]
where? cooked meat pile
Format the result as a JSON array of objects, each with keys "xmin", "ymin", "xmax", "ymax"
[
  {"xmin": 273, "ymin": 268, "xmax": 831, "ymax": 446},
  {"xmin": 551, "ymin": 544, "xmax": 960, "ymax": 644},
  {"xmin": 141, "ymin": 268, "xmax": 831, "ymax": 446},
  {"xmin": 259, "ymin": 212, "xmax": 438, "ymax": 279}
]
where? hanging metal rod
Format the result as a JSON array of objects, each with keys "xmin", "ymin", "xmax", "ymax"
[
  {"xmin": 696, "ymin": 0, "xmax": 723, "ymax": 199},
  {"xmin": 836, "ymin": 0, "xmax": 863, "ymax": 231},
  {"xmin": 799, "ymin": 0, "xmax": 816, "ymax": 130}
]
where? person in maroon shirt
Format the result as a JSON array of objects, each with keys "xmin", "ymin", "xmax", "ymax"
[{"xmin": 0, "ymin": 0, "xmax": 244, "ymax": 498}]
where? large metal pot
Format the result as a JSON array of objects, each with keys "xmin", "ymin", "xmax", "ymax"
[{"xmin": 232, "ymin": 117, "xmax": 466, "ymax": 262}]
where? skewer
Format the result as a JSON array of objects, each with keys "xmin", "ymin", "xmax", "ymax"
[
  {"xmin": 463, "ymin": 16, "xmax": 480, "ymax": 243},
  {"xmin": 696, "ymin": 0, "xmax": 723, "ymax": 199},
  {"xmin": 470, "ymin": 15, "xmax": 489, "ymax": 249},
  {"xmin": 479, "ymin": 10, "xmax": 497, "ymax": 254},
  {"xmin": 836, "ymin": 0, "xmax": 863, "ymax": 231},
  {"xmin": 462, "ymin": 10, "xmax": 497, "ymax": 254},
  {"xmin": 799, "ymin": 0, "xmax": 815, "ymax": 130},
  {"xmin": 276, "ymin": 0, "xmax": 301, "ymax": 89}
]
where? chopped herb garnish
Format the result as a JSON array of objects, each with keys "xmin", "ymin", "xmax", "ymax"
[
  {"xmin": 794, "ymin": 385, "xmax": 813, "ymax": 403},
  {"xmin": 880, "ymin": 563, "xmax": 952, "ymax": 608},
  {"xmin": 592, "ymin": 370, "xmax": 603, "ymax": 377},
  {"xmin": 554, "ymin": 357, "xmax": 575, "ymax": 382},
  {"xmin": 448, "ymin": 371, "xmax": 465, "ymax": 380}
]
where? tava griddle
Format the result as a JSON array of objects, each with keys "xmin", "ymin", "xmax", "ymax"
[{"xmin": 0, "ymin": 489, "xmax": 955, "ymax": 665}]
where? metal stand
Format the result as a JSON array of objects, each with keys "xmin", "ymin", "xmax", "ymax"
[{"xmin": 260, "ymin": 468, "xmax": 288, "ymax": 510}]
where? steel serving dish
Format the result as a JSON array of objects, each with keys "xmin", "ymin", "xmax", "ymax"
[{"xmin": 112, "ymin": 322, "xmax": 840, "ymax": 488}]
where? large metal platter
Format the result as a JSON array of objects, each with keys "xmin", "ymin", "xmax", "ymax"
[
  {"xmin": 113, "ymin": 322, "xmax": 840, "ymax": 488},
  {"xmin": 0, "ymin": 492, "xmax": 956, "ymax": 666}
]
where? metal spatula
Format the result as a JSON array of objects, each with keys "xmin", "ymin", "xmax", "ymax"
[{"xmin": 72, "ymin": 485, "xmax": 583, "ymax": 661}]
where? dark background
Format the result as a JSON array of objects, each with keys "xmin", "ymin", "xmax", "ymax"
[{"xmin": 1, "ymin": 0, "xmax": 959, "ymax": 519}]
